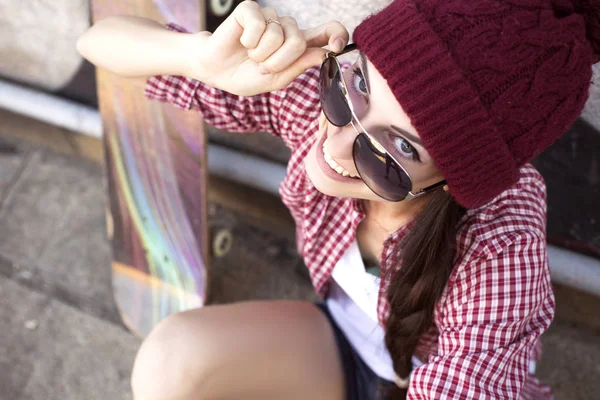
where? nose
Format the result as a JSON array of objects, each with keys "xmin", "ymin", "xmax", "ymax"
[{"xmin": 325, "ymin": 121, "xmax": 357, "ymax": 161}]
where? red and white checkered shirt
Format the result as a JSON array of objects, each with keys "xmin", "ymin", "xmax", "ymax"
[{"xmin": 145, "ymin": 23, "xmax": 555, "ymax": 399}]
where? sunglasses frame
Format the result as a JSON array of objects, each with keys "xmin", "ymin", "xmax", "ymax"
[{"xmin": 321, "ymin": 44, "xmax": 447, "ymax": 202}]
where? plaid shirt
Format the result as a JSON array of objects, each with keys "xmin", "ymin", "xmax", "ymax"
[{"xmin": 144, "ymin": 23, "xmax": 555, "ymax": 399}]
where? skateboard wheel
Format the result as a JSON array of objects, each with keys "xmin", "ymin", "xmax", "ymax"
[
  {"xmin": 213, "ymin": 229, "xmax": 233, "ymax": 257},
  {"xmin": 210, "ymin": 0, "xmax": 235, "ymax": 17}
]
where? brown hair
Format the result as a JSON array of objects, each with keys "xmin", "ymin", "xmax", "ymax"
[{"xmin": 382, "ymin": 189, "xmax": 466, "ymax": 399}]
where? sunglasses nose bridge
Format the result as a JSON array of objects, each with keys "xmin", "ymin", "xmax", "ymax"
[
  {"xmin": 328, "ymin": 121, "xmax": 364, "ymax": 153},
  {"xmin": 349, "ymin": 120, "xmax": 370, "ymax": 146}
]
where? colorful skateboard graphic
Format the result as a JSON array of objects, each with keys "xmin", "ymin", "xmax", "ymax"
[{"xmin": 92, "ymin": 0, "xmax": 213, "ymax": 338}]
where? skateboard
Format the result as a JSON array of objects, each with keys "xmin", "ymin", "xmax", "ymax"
[{"xmin": 92, "ymin": 0, "xmax": 244, "ymax": 338}]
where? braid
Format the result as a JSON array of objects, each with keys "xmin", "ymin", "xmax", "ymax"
[{"xmin": 381, "ymin": 190, "xmax": 465, "ymax": 399}]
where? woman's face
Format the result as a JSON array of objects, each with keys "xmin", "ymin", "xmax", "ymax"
[{"xmin": 305, "ymin": 51, "xmax": 445, "ymax": 202}]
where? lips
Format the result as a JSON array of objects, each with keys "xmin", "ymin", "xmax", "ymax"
[
  {"xmin": 315, "ymin": 125, "xmax": 362, "ymax": 184},
  {"xmin": 323, "ymin": 144, "xmax": 359, "ymax": 178}
]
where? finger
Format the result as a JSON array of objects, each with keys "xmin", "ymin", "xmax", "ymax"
[
  {"xmin": 303, "ymin": 20, "xmax": 349, "ymax": 53},
  {"xmin": 247, "ymin": 8, "xmax": 284, "ymax": 63},
  {"xmin": 260, "ymin": 16, "xmax": 306, "ymax": 73},
  {"xmin": 234, "ymin": 0, "xmax": 267, "ymax": 49}
]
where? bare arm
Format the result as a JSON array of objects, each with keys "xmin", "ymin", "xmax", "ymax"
[
  {"xmin": 76, "ymin": 16, "xmax": 203, "ymax": 79},
  {"xmin": 77, "ymin": 1, "xmax": 349, "ymax": 96}
]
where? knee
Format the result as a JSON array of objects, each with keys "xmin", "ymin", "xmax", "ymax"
[{"xmin": 130, "ymin": 312, "xmax": 212, "ymax": 400}]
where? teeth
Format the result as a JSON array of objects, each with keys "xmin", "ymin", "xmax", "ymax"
[{"xmin": 323, "ymin": 144, "xmax": 359, "ymax": 178}]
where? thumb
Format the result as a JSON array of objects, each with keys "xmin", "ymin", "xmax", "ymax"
[
  {"xmin": 272, "ymin": 47, "xmax": 327, "ymax": 89},
  {"xmin": 303, "ymin": 21, "xmax": 350, "ymax": 53}
]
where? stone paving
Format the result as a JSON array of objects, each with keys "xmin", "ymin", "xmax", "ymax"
[{"xmin": 1, "ymin": 121, "xmax": 599, "ymax": 399}]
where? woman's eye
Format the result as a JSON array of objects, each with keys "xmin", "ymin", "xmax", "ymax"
[
  {"xmin": 352, "ymin": 69, "xmax": 368, "ymax": 95},
  {"xmin": 395, "ymin": 137, "xmax": 418, "ymax": 161}
]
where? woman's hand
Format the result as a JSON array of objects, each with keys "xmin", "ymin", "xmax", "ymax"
[{"xmin": 187, "ymin": 1, "xmax": 349, "ymax": 96}]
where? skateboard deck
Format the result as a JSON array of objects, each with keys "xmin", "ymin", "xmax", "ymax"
[{"xmin": 92, "ymin": 0, "xmax": 219, "ymax": 338}]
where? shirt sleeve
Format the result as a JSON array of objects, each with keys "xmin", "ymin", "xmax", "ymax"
[
  {"xmin": 144, "ymin": 23, "xmax": 321, "ymax": 151},
  {"xmin": 408, "ymin": 231, "xmax": 555, "ymax": 399}
]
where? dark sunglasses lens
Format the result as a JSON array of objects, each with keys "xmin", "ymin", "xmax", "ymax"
[
  {"xmin": 319, "ymin": 57, "xmax": 352, "ymax": 126},
  {"xmin": 353, "ymin": 135, "xmax": 412, "ymax": 202}
]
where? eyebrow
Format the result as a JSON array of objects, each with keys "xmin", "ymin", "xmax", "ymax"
[
  {"xmin": 358, "ymin": 52, "xmax": 371, "ymax": 93},
  {"xmin": 391, "ymin": 125, "xmax": 423, "ymax": 146}
]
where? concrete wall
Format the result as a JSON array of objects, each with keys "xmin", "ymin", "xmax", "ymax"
[
  {"xmin": 262, "ymin": 0, "xmax": 391, "ymax": 34},
  {"xmin": 583, "ymin": 64, "xmax": 600, "ymax": 132},
  {"xmin": 0, "ymin": 0, "xmax": 90, "ymax": 91}
]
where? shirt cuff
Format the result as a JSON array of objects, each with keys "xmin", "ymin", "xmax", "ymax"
[{"xmin": 143, "ymin": 22, "xmax": 201, "ymax": 111}]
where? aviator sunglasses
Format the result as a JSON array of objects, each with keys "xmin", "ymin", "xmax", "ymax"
[{"xmin": 319, "ymin": 43, "xmax": 446, "ymax": 202}]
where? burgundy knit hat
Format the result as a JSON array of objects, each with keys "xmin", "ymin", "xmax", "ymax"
[{"xmin": 353, "ymin": 0, "xmax": 600, "ymax": 208}]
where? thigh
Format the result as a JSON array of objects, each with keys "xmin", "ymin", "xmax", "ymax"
[{"xmin": 134, "ymin": 300, "xmax": 346, "ymax": 400}]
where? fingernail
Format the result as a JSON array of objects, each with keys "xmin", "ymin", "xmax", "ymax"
[
  {"xmin": 258, "ymin": 64, "xmax": 270, "ymax": 74},
  {"xmin": 334, "ymin": 38, "xmax": 345, "ymax": 52}
]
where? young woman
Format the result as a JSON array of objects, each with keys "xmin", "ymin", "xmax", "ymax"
[{"xmin": 77, "ymin": 1, "xmax": 600, "ymax": 399}]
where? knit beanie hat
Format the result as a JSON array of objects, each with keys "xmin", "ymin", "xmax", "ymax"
[{"xmin": 353, "ymin": 0, "xmax": 600, "ymax": 208}]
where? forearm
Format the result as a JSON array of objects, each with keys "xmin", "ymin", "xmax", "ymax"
[{"xmin": 76, "ymin": 16, "xmax": 203, "ymax": 78}]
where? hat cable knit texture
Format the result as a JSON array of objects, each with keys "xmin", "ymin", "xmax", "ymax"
[{"xmin": 353, "ymin": 0, "xmax": 600, "ymax": 208}]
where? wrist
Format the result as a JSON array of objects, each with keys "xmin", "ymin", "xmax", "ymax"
[{"xmin": 178, "ymin": 31, "xmax": 213, "ymax": 82}]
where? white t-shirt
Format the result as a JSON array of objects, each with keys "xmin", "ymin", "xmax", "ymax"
[{"xmin": 325, "ymin": 239, "xmax": 425, "ymax": 381}]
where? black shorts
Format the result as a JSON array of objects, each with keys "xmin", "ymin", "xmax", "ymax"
[{"xmin": 315, "ymin": 303, "xmax": 396, "ymax": 400}]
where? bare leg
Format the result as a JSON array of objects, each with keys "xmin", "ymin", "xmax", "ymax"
[{"xmin": 131, "ymin": 300, "xmax": 345, "ymax": 400}]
